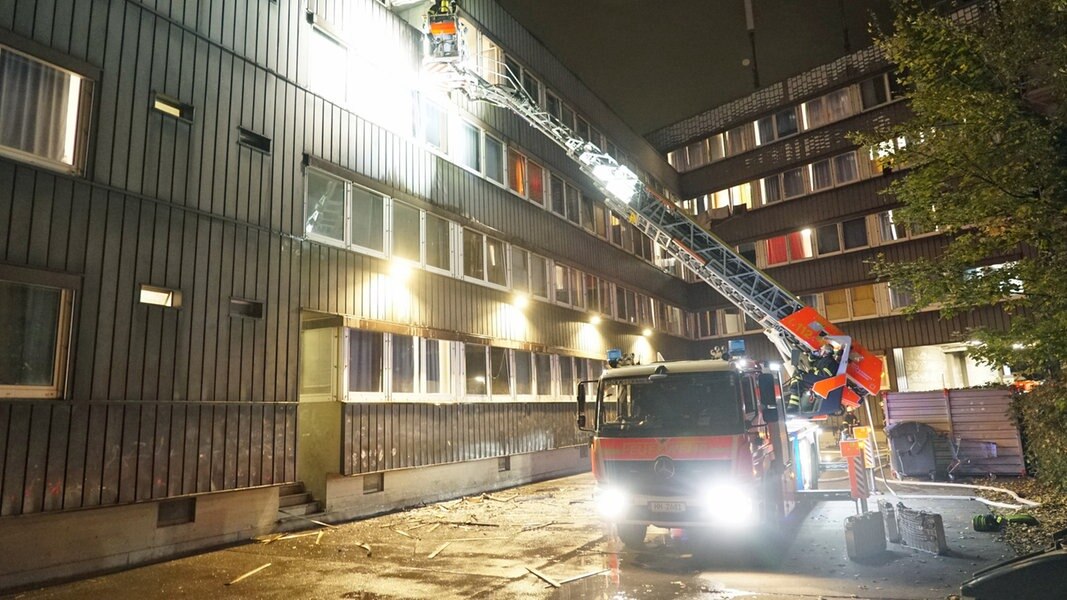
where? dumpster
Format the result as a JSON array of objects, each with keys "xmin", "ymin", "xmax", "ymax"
[{"xmin": 886, "ymin": 421, "xmax": 938, "ymax": 479}]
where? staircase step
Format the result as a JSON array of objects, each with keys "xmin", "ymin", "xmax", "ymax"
[
  {"xmin": 279, "ymin": 492, "xmax": 312, "ymax": 508},
  {"xmin": 278, "ymin": 501, "xmax": 322, "ymax": 518},
  {"xmin": 278, "ymin": 482, "xmax": 305, "ymax": 497}
]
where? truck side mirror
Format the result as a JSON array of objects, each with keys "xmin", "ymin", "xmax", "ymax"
[{"xmin": 758, "ymin": 373, "xmax": 780, "ymax": 423}]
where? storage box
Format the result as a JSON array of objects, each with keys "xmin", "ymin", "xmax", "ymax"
[{"xmin": 845, "ymin": 512, "xmax": 886, "ymax": 561}]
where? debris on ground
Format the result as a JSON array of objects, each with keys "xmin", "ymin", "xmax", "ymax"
[{"xmin": 973, "ymin": 477, "xmax": 1067, "ymax": 554}]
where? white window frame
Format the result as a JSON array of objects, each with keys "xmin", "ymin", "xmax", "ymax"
[{"xmin": 0, "ymin": 279, "xmax": 74, "ymax": 399}]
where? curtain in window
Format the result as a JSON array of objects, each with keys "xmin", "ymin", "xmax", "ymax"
[
  {"xmin": 348, "ymin": 330, "xmax": 383, "ymax": 392},
  {"xmin": 0, "ymin": 281, "xmax": 60, "ymax": 386},
  {"xmin": 766, "ymin": 236, "xmax": 788, "ymax": 265},
  {"xmin": 0, "ymin": 49, "xmax": 76, "ymax": 164}
]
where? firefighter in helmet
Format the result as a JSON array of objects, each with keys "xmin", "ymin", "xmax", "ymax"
[
  {"xmin": 429, "ymin": 0, "xmax": 459, "ymax": 16},
  {"xmin": 787, "ymin": 342, "xmax": 840, "ymax": 413}
]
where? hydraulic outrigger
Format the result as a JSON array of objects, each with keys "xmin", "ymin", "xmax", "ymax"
[{"xmin": 423, "ymin": 3, "xmax": 883, "ymax": 416}]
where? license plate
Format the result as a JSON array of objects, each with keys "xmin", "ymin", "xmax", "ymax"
[{"xmin": 649, "ymin": 501, "xmax": 685, "ymax": 513}]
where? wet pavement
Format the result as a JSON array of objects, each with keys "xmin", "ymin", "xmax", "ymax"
[{"xmin": 4, "ymin": 473, "xmax": 1015, "ymax": 599}]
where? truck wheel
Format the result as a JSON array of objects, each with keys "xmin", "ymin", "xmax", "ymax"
[{"xmin": 616, "ymin": 523, "xmax": 647, "ymax": 548}]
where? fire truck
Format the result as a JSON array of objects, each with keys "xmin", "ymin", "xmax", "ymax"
[{"xmin": 424, "ymin": 2, "xmax": 881, "ymax": 543}]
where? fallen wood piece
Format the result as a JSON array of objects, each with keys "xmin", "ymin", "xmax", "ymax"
[
  {"xmin": 521, "ymin": 521, "xmax": 555, "ymax": 532},
  {"xmin": 443, "ymin": 521, "xmax": 499, "ymax": 527},
  {"xmin": 558, "ymin": 569, "xmax": 610, "ymax": 585},
  {"xmin": 315, "ymin": 531, "xmax": 324, "ymax": 545},
  {"xmin": 307, "ymin": 518, "xmax": 338, "ymax": 529},
  {"xmin": 439, "ymin": 536, "xmax": 510, "ymax": 543},
  {"xmin": 255, "ymin": 533, "xmax": 286, "ymax": 544},
  {"xmin": 428, "ymin": 542, "xmax": 451, "ymax": 559},
  {"xmin": 357, "ymin": 543, "xmax": 372, "ymax": 556},
  {"xmin": 525, "ymin": 566, "xmax": 561, "ymax": 588},
  {"xmin": 226, "ymin": 563, "xmax": 271, "ymax": 586},
  {"xmin": 277, "ymin": 531, "xmax": 324, "ymax": 541},
  {"xmin": 394, "ymin": 529, "xmax": 414, "ymax": 538},
  {"xmin": 277, "ymin": 509, "xmax": 337, "ymax": 529},
  {"xmin": 426, "ymin": 523, "xmax": 441, "ymax": 533},
  {"xmin": 486, "ymin": 493, "xmax": 518, "ymax": 502}
]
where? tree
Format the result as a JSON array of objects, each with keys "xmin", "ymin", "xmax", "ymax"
[{"xmin": 862, "ymin": 0, "xmax": 1067, "ymax": 378}]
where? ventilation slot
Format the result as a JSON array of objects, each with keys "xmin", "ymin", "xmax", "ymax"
[
  {"xmin": 237, "ymin": 127, "xmax": 272, "ymax": 154},
  {"xmin": 152, "ymin": 92, "xmax": 194, "ymax": 122}
]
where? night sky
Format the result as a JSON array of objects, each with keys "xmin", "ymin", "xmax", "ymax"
[{"xmin": 496, "ymin": 0, "xmax": 895, "ymax": 136}]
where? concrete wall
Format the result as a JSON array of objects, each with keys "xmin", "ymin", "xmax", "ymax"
[
  {"xmin": 0, "ymin": 486, "xmax": 279, "ymax": 591},
  {"xmin": 324, "ymin": 446, "xmax": 589, "ymax": 521}
]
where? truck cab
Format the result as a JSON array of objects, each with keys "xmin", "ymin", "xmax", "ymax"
[{"xmin": 577, "ymin": 358, "xmax": 819, "ymax": 547}]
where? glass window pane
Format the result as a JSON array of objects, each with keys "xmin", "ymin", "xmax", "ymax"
[
  {"xmin": 811, "ymin": 160, "xmax": 833, "ymax": 190},
  {"xmin": 725, "ymin": 125, "xmax": 747, "ymax": 155},
  {"xmin": 507, "ymin": 148, "xmax": 526, "ymax": 194},
  {"xmin": 348, "ymin": 329, "xmax": 383, "ymax": 392},
  {"xmin": 546, "ymin": 93, "xmax": 561, "ymax": 120},
  {"xmin": 391, "ymin": 334, "xmax": 415, "ymax": 393},
  {"xmin": 755, "ymin": 116, "xmax": 775, "ymax": 145},
  {"xmin": 0, "ymin": 281, "xmax": 61, "ymax": 386},
  {"xmin": 738, "ymin": 242, "xmax": 756, "ymax": 263},
  {"xmin": 833, "ymin": 152, "xmax": 859, "ymax": 183},
  {"xmin": 535, "ymin": 353, "xmax": 553, "ymax": 395},
  {"xmin": 514, "ymin": 350, "xmax": 533, "ymax": 395},
  {"xmin": 860, "ymin": 75, "xmax": 888, "ymax": 109},
  {"xmin": 761, "ymin": 175, "xmax": 781, "ymax": 205},
  {"xmin": 550, "ymin": 174, "xmax": 566, "ymax": 216},
  {"xmin": 511, "ymin": 247, "xmax": 530, "ymax": 293},
  {"xmin": 576, "ymin": 117, "xmax": 589, "ymax": 141},
  {"xmin": 305, "ymin": 170, "xmax": 346, "ymax": 242},
  {"xmin": 775, "ymin": 108, "xmax": 798, "ymax": 137},
  {"xmin": 879, "ymin": 211, "xmax": 905, "ymax": 242},
  {"xmin": 558, "ymin": 356, "xmax": 575, "ymax": 396},
  {"xmin": 426, "ymin": 213, "xmax": 451, "ymax": 271},
  {"xmin": 708, "ymin": 133, "xmax": 725, "ymax": 161},
  {"xmin": 465, "ymin": 344, "xmax": 487, "ymax": 395},
  {"xmin": 300, "ymin": 326, "xmax": 334, "ymax": 395},
  {"xmin": 721, "ymin": 308, "xmax": 743, "ymax": 334},
  {"xmin": 593, "ymin": 204, "xmax": 607, "ymax": 237},
  {"xmin": 458, "ymin": 121, "xmax": 480, "ymax": 171},
  {"xmin": 842, "ymin": 217, "xmax": 869, "ymax": 249},
  {"xmin": 527, "ymin": 161, "xmax": 545, "ymax": 205},
  {"xmin": 351, "ymin": 186, "xmax": 385, "ymax": 251},
  {"xmin": 816, "ymin": 223, "xmax": 841, "ymax": 255},
  {"xmin": 790, "ymin": 230, "xmax": 814, "ymax": 260},
  {"xmin": 687, "ymin": 139, "xmax": 709, "ymax": 166},
  {"xmin": 489, "ymin": 347, "xmax": 510, "ymax": 396},
  {"xmin": 565, "ymin": 184, "xmax": 580, "ymax": 225},
  {"xmin": 803, "ymin": 96, "xmax": 826, "ymax": 129},
  {"xmin": 0, "ymin": 48, "xmax": 89, "ymax": 167},
  {"xmin": 391, "ymin": 202, "xmax": 420, "ymax": 261},
  {"xmin": 554, "ymin": 264, "xmax": 570, "ymax": 304},
  {"xmin": 530, "ymin": 254, "xmax": 548, "ymax": 298},
  {"xmin": 782, "ymin": 167, "xmax": 805, "ymax": 198},
  {"xmin": 579, "ymin": 193, "xmax": 595, "ymax": 231},
  {"xmin": 570, "ymin": 269, "xmax": 584, "ymax": 308},
  {"xmin": 600, "ymin": 280, "xmax": 613, "ymax": 316},
  {"xmin": 825, "ymin": 89, "xmax": 852, "ymax": 121},
  {"xmin": 424, "ymin": 339, "xmax": 450, "ymax": 394},
  {"xmin": 463, "ymin": 229, "xmax": 484, "ymax": 279},
  {"xmin": 766, "ymin": 236, "xmax": 788, "ymax": 265},
  {"xmin": 521, "ymin": 71, "xmax": 540, "ymax": 103},
  {"xmin": 484, "ymin": 135, "xmax": 503, "ymax": 183},
  {"xmin": 422, "ymin": 100, "xmax": 446, "ymax": 150},
  {"xmin": 486, "ymin": 237, "xmax": 507, "ymax": 286},
  {"xmin": 584, "ymin": 274, "xmax": 599, "ymax": 312}
]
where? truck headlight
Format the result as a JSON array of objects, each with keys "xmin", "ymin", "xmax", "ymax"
[
  {"xmin": 701, "ymin": 483, "xmax": 754, "ymax": 526},
  {"xmin": 595, "ymin": 486, "xmax": 630, "ymax": 520}
]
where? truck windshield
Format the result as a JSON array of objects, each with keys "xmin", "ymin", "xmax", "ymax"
[{"xmin": 597, "ymin": 371, "xmax": 744, "ymax": 436}]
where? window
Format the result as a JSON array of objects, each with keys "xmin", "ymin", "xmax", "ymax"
[
  {"xmin": 521, "ymin": 70, "xmax": 541, "ymax": 105},
  {"xmin": 489, "ymin": 346, "xmax": 510, "ymax": 396},
  {"xmin": 546, "ymin": 92, "xmax": 561, "ymax": 121},
  {"xmin": 841, "ymin": 217, "xmax": 868, "ymax": 250},
  {"xmin": 816, "ymin": 223, "xmax": 841, "ymax": 255},
  {"xmin": 534, "ymin": 353, "xmax": 553, "ymax": 396},
  {"xmin": 550, "ymin": 174, "xmax": 566, "ymax": 216},
  {"xmin": 833, "ymin": 152, "xmax": 859, "ymax": 184},
  {"xmin": 391, "ymin": 334, "xmax": 416, "ymax": 393},
  {"xmin": 420, "ymin": 98, "xmax": 447, "ymax": 151},
  {"xmin": 554, "ymin": 264, "xmax": 572, "ymax": 305},
  {"xmin": 391, "ymin": 202, "xmax": 420, "ymax": 262},
  {"xmin": 514, "ymin": 350, "xmax": 533, "ymax": 396},
  {"xmin": 725, "ymin": 125, "xmax": 748, "ymax": 155},
  {"xmin": 565, "ymin": 183, "xmax": 580, "ymax": 226},
  {"xmin": 527, "ymin": 160, "xmax": 545, "ymax": 205},
  {"xmin": 721, "ymin": 307, "xmax": 744, "ymax": 335},
  {"xmin": 511, "ymin": 247, "xmax": 530, "ymax": 293},
  {"xmin": 457, "ymin": 121, "xmax": 481, "ymax": 171},
  {"xmin": 485, "ymin": 237, "xmax": 507, "ymax": 286},
  {"xmin": 304, "ymin": 169, "xmax": 346, "ymax": 242},
  {"xmin": 575, "ymin": 116, "xmax": 590, "ymax": 141},
  {"xmin": 350, "ymin": 185, "xmax": 385, "ymax": 253},
  {"xmin": 558, "ymin": 356, "xmax": 576, "ymax": 396},
  {"xmin": 465, "ymin": 343, "xmax": 487, "ymax": 395},
  {"xmin": 851, "ymin": 285, "xmax": 877, "ymax": 317},
  {"xmin": 584, "ymin": 274, "xmax": 600, "ymax": 312},
  {"xmin": 529, "ymin": 254, "xmax": 549, "ymax": 298},
  {"xmin": 888, "ymin": 283, "xmax": 914, "ymax": 311},
  {"xmin": 507, "ymin": 148, "xmax": 526, "ymax": 196},
  {"xmin": 0, "ymin": 44, "xmax": 94, "ymax": 173},
  {"xmin": 760, "ymin": 175, "xmax": 782, "ymax": 205},
  {"xmin": 579, "ymin": 192, "xmax": 595, "ymax": 232},
  {"xmin": 775, "ymin": 107, "xmax": 799, "ymax": 138},
  {"xmin": 860, "ymin": 73, "xmax": 889, "ymax": 109},
  {"xmin": 824, "ymin": 285, "xmax": 878, "ymax": 321},
  {"xmin": 463, "ymin": 229, "xmax": 485, "ymax": 280},
  {"xmin": 424, "ymin": 338, "xmax": 451, "ymax": 395},
  {"xmin": 0, "ymin": 279, "xmax": 71, "ymax": 398},
  {"xmin": 765, "ymin": 230, "xmax": 813, "ymax": 264},
  {"xmin": 687, "ymin": 139, "xmax": 709, "ymax": 166},
  {"xmin": 810, "ymin": 160, "xmax": 833, "ymax": 191},
  {"xmin": 484, "ymin": 134, "xmax": 504, "ymax": 183},
  {"xmin": 425, "ymin": 213, "xmax": 451, "ymax": 272},
  {"xmin": 782, "ymin": 167, "xmax": 806, "ymax": 199},
  {"xmin": 349, "ymin": 329, "xmax": 384, "ymax": 393},
  {"xmin": 824, "ymin": 289, "xmax": 849, "ymax": 321}
]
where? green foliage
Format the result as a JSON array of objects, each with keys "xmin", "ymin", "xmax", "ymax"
[
  {"xmin": 858, "ymin": 0, "xmax": 1067, "ymax": 378},
  {"xmin": 1012, "ymin": 383, "xmax": 1067, "ymax": 490}
]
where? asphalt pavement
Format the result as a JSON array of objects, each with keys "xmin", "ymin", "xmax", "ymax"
[{"xmin": 3, "ymin": 473, "xmax": 1017, "ymax": 600}]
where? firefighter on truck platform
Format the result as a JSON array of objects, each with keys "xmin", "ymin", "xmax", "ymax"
[{"xmin": 787, "ymin": 342, "xmax": 840, "ymax": 414}]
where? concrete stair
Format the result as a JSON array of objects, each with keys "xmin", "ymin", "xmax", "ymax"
[{"xmin": 275, "ymin": 482, "xmax": 327, "ymax": 531}]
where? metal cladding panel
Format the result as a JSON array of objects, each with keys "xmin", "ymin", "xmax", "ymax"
[
  {"xmin": 0, "ymin": 400, "xmax": 296, "ymax": 516},
  {"xmin": 883, "ymin": 389, "xmax": 1024, "ymax": 477},
  {"xmin": 341, "ymin": 401, "xmax": 587, "ymax": 476}
]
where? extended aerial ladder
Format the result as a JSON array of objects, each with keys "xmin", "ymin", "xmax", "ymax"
[{"xmin": 423, "ymin": 5, "xmax": 883, "ymax": 416}]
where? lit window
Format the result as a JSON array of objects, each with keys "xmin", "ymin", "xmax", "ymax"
[
  {"xmin": 0, "ymin": 279, "xmax": 72, "ymax": 398},
  {"xmin": 851, "ymin": 285, "xmax": 877, "ymax": 317},
  {"xmin": 420, "ymin": 98, "xmax": 447, "ymax": 150},
  {"xmin": 775, "ymin": 108, "xmax": 798, "ymax": 138},
  {"xmin": 687, "ymin": 139, "xmax": 709, "ymax": 167},
  {"xmin": 760, "ymin": 175, "xmax": 782, "ymax": 205},
  {"xmin": 0, "ymin": 44, "xmax": 94, "ymax": 173},
  {"xmin": 511, "ymin": 247, "xmax": 530, "ymax": 293},
  {"xmin": 485, "ymin": 237, "xmax": 507, "ymax": 286},
  {"xmin": 527, "ymin": 160, "xmax": 545, "ymax": 205},
  {"xmin": 507, "ymin": 148, "xmax": 527, "ymax": 195},
  {"xmin": 554, "ymin": 264, "xmax": 571, "ymax": 304},
  {"xmin": 139, "ymin": 284, "xmax": 180, "ymax": 307}
]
